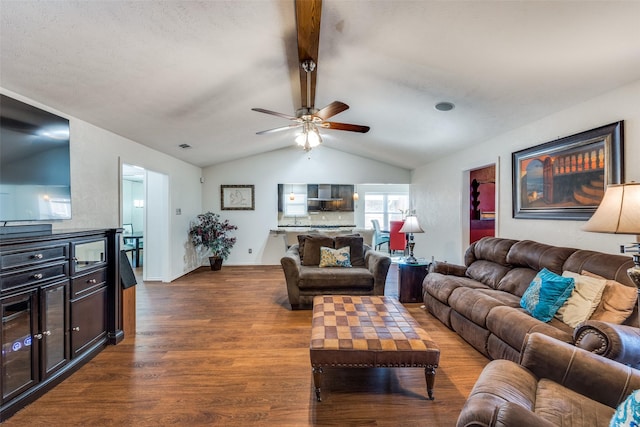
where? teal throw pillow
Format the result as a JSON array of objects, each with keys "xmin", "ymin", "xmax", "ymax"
[
  {"xmin": 520, "ymin": 268, "xmax": 575, "ymax": 322},
  {"xmin": 319, "ymin": 246, "xmax": 352, "ymax": 268},
  {"xmin": 610, "ymin": 389, "xmax": 640, "ymax": 427}
]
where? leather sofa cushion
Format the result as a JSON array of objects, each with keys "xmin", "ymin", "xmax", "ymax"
[
  {"xmin": 423, "ymin": 273, "xmax": 489, "ymax": 304},
  {"xmin": 300, "ymin": 235, "xmax": 335, "ymax": 266},
  {"xmin": 450, "ymin": 288, "xmax": 511, "ymax": 327},
  {"xmin": 506, "ymin": 240, "xmax": 576, "ymax": 274},
  {"xmin": 534, "ymin": 379, "xmax": 614, "ymax": 426},
  {"xmin": 564, "ymin": 250, "xmax": 636, "ymax": 287},
  {"xmin": 464, "ymin": 237, "xmax": 518, "ymax": 267},
  {"xmin": 466, "ymin": 260, "xmax": 511, "ymax": 288},
  {"xmin": 297, "ymin": 266, "xmax": 373, "ymax": 289},
  {"xmin": 498, "ymin": 268, "xmax": 538, "ymax": 296},
  {"xmin": 486, "ymin": 306, "xmax": 572, "ymax": 351}
]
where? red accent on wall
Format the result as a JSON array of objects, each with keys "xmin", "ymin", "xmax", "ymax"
[{"xmin": 470, "ymin": 165, "xmax": 496, "ymax": 243}]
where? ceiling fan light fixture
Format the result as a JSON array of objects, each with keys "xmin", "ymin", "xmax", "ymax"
[{"xmin": 308, "ymin": 126, "xmax": 322, "ymax": 147}]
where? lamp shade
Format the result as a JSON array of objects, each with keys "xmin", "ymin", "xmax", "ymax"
[
  {"xmin": 399, "ymin": 215, "xmax": 424, "ymax": 234},
  {"xmin": 582, "ymin": 183, "xmax": 640, "ymax": 234}
]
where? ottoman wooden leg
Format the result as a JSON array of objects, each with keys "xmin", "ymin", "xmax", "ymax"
[
  {"xmin": 425, "ymin": 366, "xmax": 436, "ymax": 400},
  {"xmin": 312, "ymin": 366, "xmax": 323, "ymax": 402}
]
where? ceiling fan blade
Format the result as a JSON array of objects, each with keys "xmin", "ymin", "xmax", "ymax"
[
  {"xmin": 323, "ymin": 121, "xmax": 371, "ymax": 133},
  {"xmin": 295, "ymin": 0, "xmax": 321, "ymax": 109},
  {"xmin": 256, "ymin": 124, "xmax": 302, "ymax": 135},
  {"xmin": 251, "ymin": 108, "xmax": 298, "ymax": 121},
  {"xmin": 315, "ymin": 101, "xmax": 349, "ymax": 120}
]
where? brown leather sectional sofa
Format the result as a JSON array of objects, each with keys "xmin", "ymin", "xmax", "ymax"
[{"xmin": 422, "ymin": 237, "xmax": 640, "ymax": 363}]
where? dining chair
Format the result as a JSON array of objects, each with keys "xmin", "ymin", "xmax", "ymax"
[{"xmin": 371, "ymin": 219, "xmax": 390, "ymax": 252}]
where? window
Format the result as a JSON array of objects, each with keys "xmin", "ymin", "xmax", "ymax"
[
  {"xmin": 283, "ymin": 184, "xmax": 308, "ymax": 217},
  {"xmin": 364, "ymin": 193, "xmax": 409, "ymax": 230}
]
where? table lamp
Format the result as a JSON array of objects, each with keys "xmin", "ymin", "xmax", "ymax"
[
  {"xmin": 582, "ymin": 182, "xmax": 640, "ymax": 326},
  {"xmin": 399, "ymin": 215, "xmax": 424, "ymax": 264}
]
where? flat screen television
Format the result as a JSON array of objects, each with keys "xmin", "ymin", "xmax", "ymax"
[{"xmin": 0, "ymin": 94, "xmax": 72, "ymax": 222}]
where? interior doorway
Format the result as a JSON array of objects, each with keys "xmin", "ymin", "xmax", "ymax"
[
  {"xmin": 121, "ymin": 163, "xmax": 170, "ymax": 282},
  {"xmin": 469, "ymin": 164, "xmax": 496, "ymax": 244}
]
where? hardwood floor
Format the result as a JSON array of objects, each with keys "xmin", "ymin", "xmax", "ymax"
[{"xmin": 4, "ymin": 264, "xmax": 489, "ymax": 426}]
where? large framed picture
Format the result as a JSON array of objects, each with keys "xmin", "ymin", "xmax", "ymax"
[
  {"xmin": 221, "ymin": 185, "xmax": 255, "ymax": 210},
  {"xmin": 512, "ymin": 121, "xmax": 624, "ymax": 220}
]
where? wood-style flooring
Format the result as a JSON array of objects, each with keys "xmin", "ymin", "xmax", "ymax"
[{"xmin": 4, "ymin": 264, "xmax": 489, "ymax": 426}]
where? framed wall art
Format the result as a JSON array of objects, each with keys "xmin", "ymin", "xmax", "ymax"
[
  {"xmin": 512, "ymin": 121, "xmax": 623, "ymax": 220},
  {"xmin": 221, "ymin": 185, "xmax": 255, "ymax": 210}
]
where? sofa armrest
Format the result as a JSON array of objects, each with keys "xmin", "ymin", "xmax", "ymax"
[
  {"xmin": 280, "ymin": 245, "xmax": 302, "ymax": 308},
  {"xmin": 429, "ymin": 261, "xmax": 467, "ymax": 277},
  {"xmin": 520, "ymin": 332, "xmax": 640, "ymax": 409},
  {"xmin": 364, "ymin": 248, "xmax": 392, "ymax": 296},
  {"xmin": 489, "ymin": 402, "xmax": 555, "ymax": 427},
  {"xmin": 573, "ymin": 320, "xmax": 640, "ymax": 369}
]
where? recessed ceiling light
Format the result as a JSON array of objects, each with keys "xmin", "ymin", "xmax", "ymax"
[
  {"xmin": 178, "ymin": 144, "xmax": 192, "ymax": 149},
  {"xmin": 435, "ymin": 102, "xmax": 455, "ymax": 112}
]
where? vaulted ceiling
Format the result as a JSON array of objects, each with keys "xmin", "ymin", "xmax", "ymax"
[{"xmin": 2, "ymin": 1, "xmax": 639, "ymax": 169}]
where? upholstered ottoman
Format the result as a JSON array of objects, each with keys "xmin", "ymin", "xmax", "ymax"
[{"xmin": 310, "ymin": 295, "xmax": 440, "ymax": 401}]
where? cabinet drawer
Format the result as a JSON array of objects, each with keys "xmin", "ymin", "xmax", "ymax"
[
  {"xmin": 1, "ymin": 245, "xmax": 68, "ymax": 271},
  {"xmin": 1, "ymin": 262, "xmax": 68, "ymax": 292},
  {"xmin": 71, "ymin": 269, "xmax": 106, "ymax": 298}
]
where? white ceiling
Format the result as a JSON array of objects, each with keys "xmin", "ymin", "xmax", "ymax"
[{"xmin": 2, "ymin": 1, "xmax": 639, "ymax": 170}]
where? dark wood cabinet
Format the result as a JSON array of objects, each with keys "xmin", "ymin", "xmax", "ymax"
[
  {"xmin": 307, "ymin": 184, "xmax": 354, "ymax": 212},
  {"xmin": 0, "ymin": 229, "xmax": 122, "ymax": 421},
  {"xmin": 398, "ymin": 262, "xmax": 429, "ymax": 303}
]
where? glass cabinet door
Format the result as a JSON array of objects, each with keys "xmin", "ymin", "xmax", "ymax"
[
  {"xmin": 1, "ymin": 290, "xmax": 39, "ymax": 403},
  {"xmin": 72, "ymin": 239, "xmax": 107, "ymax": 274},
  {"xmin": 41, "ymin": 280, "xmax": 68, "ymax": 377}
]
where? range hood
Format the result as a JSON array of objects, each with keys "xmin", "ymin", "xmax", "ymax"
[{"xmin": 308, "ymin": 184, "xmax": 343, "ymax": 201}]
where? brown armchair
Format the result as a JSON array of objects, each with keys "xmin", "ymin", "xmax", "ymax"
[
  {"xmin": 280, "ymin": 234, "xmax": 391, "ymax": 309},
  {"xmin": 457, "ymin": 332, "xmax": 640, "ymax": 427}
]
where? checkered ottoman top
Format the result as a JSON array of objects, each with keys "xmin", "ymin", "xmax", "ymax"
[{"xmin": 310, "ymin": 295, "xmax": 440, "ymax": 368}]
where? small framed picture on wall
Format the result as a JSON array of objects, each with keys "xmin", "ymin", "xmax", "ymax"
[{"xmin": 221, "ymin": 185, "xmax": 255, "ymax": 210}]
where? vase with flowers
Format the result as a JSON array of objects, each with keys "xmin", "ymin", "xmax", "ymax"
[{"xmin": 188, "ymin": 212, "xmax": 238, "ymax": 270}]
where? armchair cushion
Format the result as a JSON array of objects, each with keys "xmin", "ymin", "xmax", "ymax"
[
  {"xmin": 319, "ymin": 246, "xmax": 352, "ymax": 268},
  {"xmin": 335, "ymin": 235, "xmax": 365, "ymax": 267},
  {"xmin": 300, "ymin": 235, "xmax": 334, "ymax": 266}
]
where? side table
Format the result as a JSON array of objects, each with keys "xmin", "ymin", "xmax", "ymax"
[{"xmin": 398, "ymin": 261, "xmax": 430, "ymax": 303}]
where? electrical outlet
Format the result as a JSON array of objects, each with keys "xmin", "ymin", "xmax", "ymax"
[
  {"xmin": 248, "ymin": 248, "xmax": 252, "ymax": 254},
  {"xmin": 176, "ymin": 208, "xmax": 182, "ymax": 215}
]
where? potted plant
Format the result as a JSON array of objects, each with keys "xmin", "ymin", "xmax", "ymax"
[{"xmin": 188, "ymin": 212, "xmax": 237, "ymax": 270}]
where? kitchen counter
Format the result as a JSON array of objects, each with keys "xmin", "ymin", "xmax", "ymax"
[
  {"xmin": 277, "ymin": 224, "xmax": 356, "ymax": 228},
  {"xmin": 270, "ymin": 227, "xmax": 373, "ymax": 249}
]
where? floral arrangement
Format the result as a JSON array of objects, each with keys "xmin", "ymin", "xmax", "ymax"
[{"xmin": 188, "ymin": 212, "xmax": 238, "ymax": 260}]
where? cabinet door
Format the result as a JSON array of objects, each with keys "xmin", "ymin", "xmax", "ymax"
[
  {"xmin": 71, "ymin": 238, "xmax": 107, "ymax": 275},
  {"xmin": 337, "ymin": 185, "xmax": 354, "ymax": 211},
  {"xmin": 40, "ymin": 280, "xmax": 69, "ymax": 378},
  {"xmin": 70, "ymin": 286, "xmax": 107, "ymax": 358},
  {"xmin": 1, "ymin": 289, "xmax": 39, "ymax": 404}
]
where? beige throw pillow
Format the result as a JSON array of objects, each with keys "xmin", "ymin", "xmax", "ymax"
[
  {"xmin": 555, "ymin": 271, "xmax": 607, "ymax": 327},
  {"xmin": 583, "ymin": 270, "xmax": 638, "ymax": 324}
]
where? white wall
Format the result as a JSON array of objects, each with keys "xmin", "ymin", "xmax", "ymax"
[
  {"xmin": 1, "ymin": 88, "xmax": 203, "ymax": 281},
  {"xmin": 201, "ymin": 146, "xmax": 411, "ymax": 265},
  {"xmin": 412, "ymin": 80, "xmax": 640, "ymax": 265}
]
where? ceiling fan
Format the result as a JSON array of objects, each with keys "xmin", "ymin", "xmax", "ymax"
[{"xmin": 252, "ymin": 0, "xmax": 370, "ymax": 152}]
